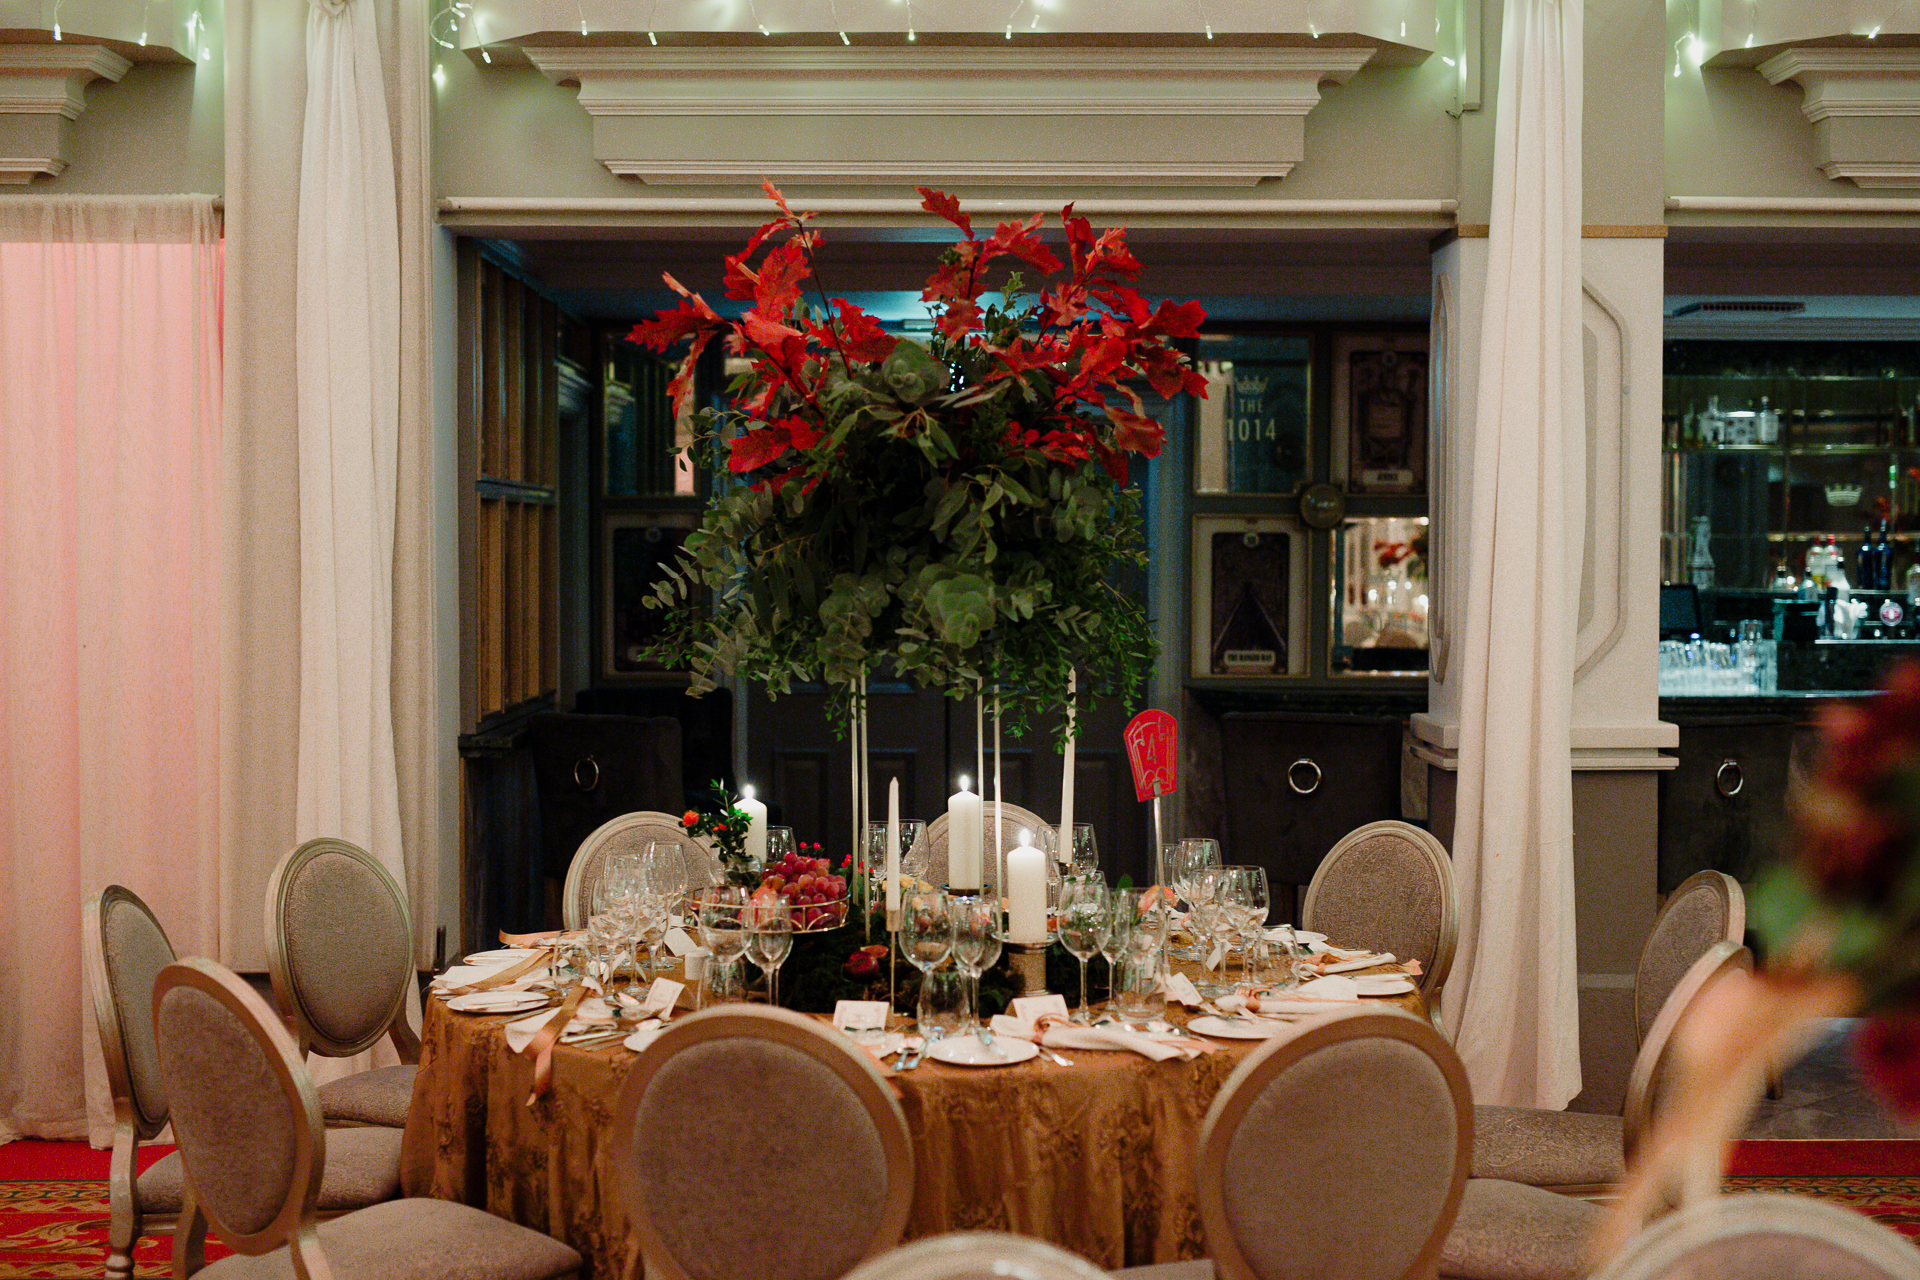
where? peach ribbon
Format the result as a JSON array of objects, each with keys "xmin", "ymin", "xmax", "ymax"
[
  {"xmin": 448, "ymin": 947, "xmax": 553, "ymax": 996},
  {"xmin": 524, "ymin": 984, "xmax": 588, "ymax": 1107}
]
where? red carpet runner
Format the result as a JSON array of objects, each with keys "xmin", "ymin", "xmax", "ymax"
[{"xmin": 1, "ymin": 1138, "xmax": 1916, "ymax": 1275}]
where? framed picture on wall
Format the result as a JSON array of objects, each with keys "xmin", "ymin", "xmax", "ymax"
[
  {"xmin": 1332, "ymin": 332, "xmax": 1429, "ymax": 495},
  {"xmin": 1192, "ymin": 333, "xmax": 1313, "ymax": 496},
  {"xmin": 1190, "ymin": 515, "xmax": 1310, "ymax": 679},
  {"xmin": 602, "ymin": 511, "xmax": 697, "ymax": 677}
]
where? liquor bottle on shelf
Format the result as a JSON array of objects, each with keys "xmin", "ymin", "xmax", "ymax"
[
  {"xmin": 1757, "ymin": 396, "xmax": 1779, "ymax": 445},
  {"xmin": 1857, "ymin": 527, "xmax": 1876, "ymax": 594},
  {"xmin": 1876, "ymin": 521, "xmax": 1896, "ymax": 591}
]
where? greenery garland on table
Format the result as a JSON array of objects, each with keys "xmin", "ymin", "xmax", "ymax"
[{"xmin": 628, "ymin": 184, "xmax": 1208, "ymax": 731}]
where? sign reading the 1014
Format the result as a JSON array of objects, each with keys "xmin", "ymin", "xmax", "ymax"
[{"xmin": 1194, "ymin": 345, "xmax": 1311, "ymax": 496}]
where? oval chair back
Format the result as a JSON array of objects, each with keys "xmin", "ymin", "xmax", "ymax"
[
  {"xmin": 1301, "ymin": 821, "xmax": 1458, "ymax": 1010},
  {"xmin": 1622, "ymin": 940, "xmax": 1753, "ymax": 1165},
  {"xmin": 611, "ymin": 1005, "xmax": 914, "ymax": 1280},
  {"xmin": 1590, "ymin": 1192, "xmax": 1920, "ymax": 1280},
  {"xmin": 264, "ymin": 837, "xmax": 415, "ymax": 1057},
  {"xmin": 151, "ymin": 958, "xmax": 324, "ymax": 1260},
  {"xmin": 1194, "ymin": 1006, "xmax": 1472, "ymax": 1280},
  {"xmin": 842, "ymin": 1232, "xmax": 1112, "ymax": 1280},
  {"xmin": 917, "ymin": 801, "xmax": 1048, "ymax": 892},
  {"xmin": 563, "ymin": 811, "xmax": 720, "ymax": 930},
  {"xmin": 1633, "ymin": 870, "xmax": 1744, "ymax": 1046}
]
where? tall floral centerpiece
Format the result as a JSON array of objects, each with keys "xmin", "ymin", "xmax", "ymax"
[{"xmin": 630, "ymin": 184, "xmax": 1206, "ymax": 728}]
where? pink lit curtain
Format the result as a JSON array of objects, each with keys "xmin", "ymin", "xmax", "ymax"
[
  {"xmin": 1443, "ymin": 0, "xmax": 1586, "ymax": 1108},
  {"xmin": 0, "ymin": 197, "xmax": 224, "ymax": 1142}
]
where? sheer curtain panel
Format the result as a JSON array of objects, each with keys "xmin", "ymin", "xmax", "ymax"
[
  {"xmin": 0, "ymin": 197, "xmax": 224, "ymax": 1143},
  {"xmin": 1443, "ymin": 0, "xmax": 1586, "ymax": 1108}
]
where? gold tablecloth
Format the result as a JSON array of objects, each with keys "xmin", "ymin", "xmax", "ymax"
[{"xmin": 401, "ymin": 973, "xmax": 1423, "ymax": 1276}]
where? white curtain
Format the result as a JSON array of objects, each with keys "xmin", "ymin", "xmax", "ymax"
[
  {"xmin": 0, "ymin": 197, "xmax": 224, "ymax": 1143},
  {"xmin": 1442, "ymin": 0, "xmax": 1587, "ymax": 1108},
  {"xmin": 296, "ymin": 0, "xmax": 413, "ymax": 1082}
]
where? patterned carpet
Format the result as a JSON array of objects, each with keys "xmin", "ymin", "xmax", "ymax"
[{"xmin": 1, "ymin": 1138, "xmax": 1917, "ymax": 1276}]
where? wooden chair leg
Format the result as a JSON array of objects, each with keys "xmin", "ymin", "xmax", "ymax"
[{"xmin": 107, "ymin": 1125, "xmax": 140, "ymax": 1280}]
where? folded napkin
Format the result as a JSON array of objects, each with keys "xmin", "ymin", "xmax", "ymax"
[
  {"xmin": 433, "ymin": 962, "xmax": 552, "ymax": 994},
  {"xmin": 505, "ymin": 995, "xmax": 619, "ymax": 1053},
  {"xmin": 1318, "ymin": 953, "xmax": 1396, "ymax": 975},
  {"xmin": 988, "ymin": 1011, "xmax": 1203, "ymax": 1062},
  {"xmin": 1228, "ymin": 974, "xmax": 1368, "ymax": 1016}
]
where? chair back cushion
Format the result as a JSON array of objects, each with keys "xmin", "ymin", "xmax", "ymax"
[
  {"xmin": 563, "ymin": 811, "xmax": 721, "ymax": 929},
  {"xmin": 84, "ymin": 886, "xmax": 177, "ymax": 1137},
  {"xmin": 1590, "ymin": 1192, "xmax": 1920, "ymax": 1280},
  {"xmin": 267, "ymin": 837, "xmax": 414, "ymax": 1056},
  {"xmin": 917, "ymin": 802, "xmax": 1048, "ymax": 892},
  {"xmin": 615, "ymin": 1007, "xmax": 913, "ymax": 1280},
  {"xmin": 1634, "ymin": 871, "xmax": 1744, "ymax": 1044},
  {"xmin": 1197, "ymin": 1007, "xmax": 1470, "ymax": 1280},
  {"xmin": 1622, "ymin": 941, "xmax": 1751, "ymax": 1162},
  {"xmin": 1301, "ymin": 821, "xmax": 1457, "ymax": 994},
  {"xmin": 152, "ymin": 958, "xmax": 321, "ymax": 1252}
]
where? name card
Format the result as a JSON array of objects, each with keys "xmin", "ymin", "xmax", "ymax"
[
  {"xmin": 1010, "ymin": 993, "xmax": 1070, "ymax": 1026},
  {"xmin": 833, "ymin": 1000, "xmax": 891, "ymax": 1032},
  {"xmin": 663, "ymin": 927, "xmax": 698, "ymax": 957}
]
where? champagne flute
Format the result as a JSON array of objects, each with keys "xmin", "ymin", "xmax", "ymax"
[
  {"xmin": 1229, "ymin": 865, "xmax": 1270, "ymax": 987},
  {"xmin": 1057, "ymin": 876, "xmax": 1110, "ymax": 1024},
  {"xmin": 745, "ymin": 897, "xmax": 793, "ymax": 1007},
  {"xmin": 1098, "ymin": 887, "xmax": 1135, "ymax": 1002},
  {"xmin": 695, "ymin": 886, "xmax": 748, "ymax": 1007},
  {"xmin": 901, "ymin": 890, "xmax": 954, "ymax": 1036},
  {"xmin": 949, "ymin": 896, "xmax": 1001, "ymax": 1033}
]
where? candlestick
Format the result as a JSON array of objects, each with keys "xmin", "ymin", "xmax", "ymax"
[
  {"xmin": 1059, "ymin": 669, "xmax": 1076, "ymax": 865},
  {"xmin": 885, "ymin": 777, "xmax": 901, "ymax": 914},
  {"xmin": 949, "ymin": 776, "xmax": 983, "ymax": 891},
  {"xmin": 992, "ymin": 688, "xmax": 1003, "ymax": 898},
  {"xmin": 1006, "ymin": 832, "xmax": 1048, "ymax": 943},
  {"xmin": 738, "ymin": 785, "xmax": 769, "ymax": 866}
]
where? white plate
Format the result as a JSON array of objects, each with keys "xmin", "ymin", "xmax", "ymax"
[
  {"xmin": 1352, "ymin": 975, "xmax": 1416, "ymax": 996},
  {"xmin": 463, "ymin": 948, "xmax": 542, "ymax": 965},
  {"xmin": 1266, "ymin": 929, "xmax": 1327, "ymax": 945},
  {"xmin": 1187, "ymin": 1014, "xmax": 1295, "ymax": 1040},
  {"xmin": 445, "ymin": 990, "xmax": 550, "ymax": 1015},
  {"xmin": 928, "ymin": 1036, "xmax": 1040, "ymax": 1067}
]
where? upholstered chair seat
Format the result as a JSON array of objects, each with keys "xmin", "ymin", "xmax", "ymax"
[
  {"xmin": 1438, "ymin": 1179, "xmax": 1603, "ymax": 1280},
  {"xmin": 1469, "ymin": 1107, "xmax": 1625, "ymax": 1186},
  {"xmin": 187, "ymin": 1198, "xmax": 582, "ymax": 1280},
  {"xmin": 135, "ymin": 1126, "xmax": 404, "ymax": 1215},
  {"xmin": 316, "ymin": 1064, "xmax": 418, "ymax": 1128}
]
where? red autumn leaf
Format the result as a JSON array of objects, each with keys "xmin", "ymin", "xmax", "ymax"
[
  {"xmin": 628, "ymin": 297, "xmax": 718, "ymax": 352},
  {"xmin": 728, "ymin": 414, "xmax": 825, "ymax": 474},
  {"xmin": 1110, "ymin": 409, "xmax": 1165, "ymax": 459},
  {"xmin": 917, "ymin": 186, "xmax": 972, "ymax": 239},
  {"xmin": 922, "ymin": 242, "xmax": 982, "ymax": 305},
  {"xmin": 753, "ymin": 239, "xmax": 811, "ymax": 318},
  {"xmin": 1074, "ymin": 336, "xmax": 1130, "ymax": 384},
  {"xmin": 825, "ymin": 300, "xmax": 897, "ymax": 364},
  {"xmin": 935, "ymin": 297, "xmax": 983, "ymax": 341},
  {"xmin": 1140, "ymin": 298, "xmax": 1208, "ymax": 339},
  {"xmin": 983, "ymin": 214, "xmax": 1063, "ymax": 276},
  {"xmin": 665, "ymin": 328, "xmax": 715, "ymax": 421},
  {"xmin": 1092, "ymin": 438, "xmax": 1128, "ymax": 483}
]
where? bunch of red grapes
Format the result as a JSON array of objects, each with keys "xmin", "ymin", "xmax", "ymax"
[{"xmin": 759, "ymin": 843, "xmax": 850, "ymax": 930}]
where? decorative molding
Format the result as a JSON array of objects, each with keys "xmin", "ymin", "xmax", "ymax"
[
  {"xmin": 1759, "ymin": 48, "xmax": 1920, "ymax": 189},
  {"xmin": 0, "ymin": 44, "xmax": 131, "ymax": 184},
  {"xmin": 521, "ymin": 45, "xmax": 1375, "ymax": 186},
  {"xmin": 1576, "ymin": 282, "xmax": 1630, "ymax": 681}
]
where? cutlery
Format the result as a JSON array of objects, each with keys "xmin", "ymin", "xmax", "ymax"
[
  {"xmin": 1037, "ymin": 1044, "xmax": 1073, "ymax": 1066},
  {"xmin": 901, "ymin": 1028, "xmax": 941, "ymax": 1071},
  {"xmin": 977, "ymin": 1026, "xmax": 999, "ymax": 1054}
]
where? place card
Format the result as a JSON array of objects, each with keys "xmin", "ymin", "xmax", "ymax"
[
  {"xmin": 1011, "ymin": 994, "xmax": 1070, "ymax": 1026},
  {"xmin": 634, "ymin": 978, "xmax": 685, "ymax": 1019},
  {"xmin": 834, "ymin": 1000, "xmax": 891, "ymax": 1032},
  {"xmin": 663, "ymin": 927, "xmax": 698, "ymax": 957},
  {"xmin": 1158, "ymin": 972, "xmax": 1204, "ymax": 1008}
]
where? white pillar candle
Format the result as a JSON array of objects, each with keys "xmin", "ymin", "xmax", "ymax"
[
  {"xmin": 1058, "ymin": 669, "xmax": 1076, "ymax": 866},
  {"xmin": 738, "ymin": 786, "xmax": 769, "ymax": 866},
  {"xmin": 1006, "ymin": 833, "xmax": 1048, "ymax": 943},
  {"xmin": 886, "ymin": 777, "xmax": 901, "ymax": 914},
  {"xmin": 949, "ymin": 777, "xmax": 983, "ymax": 891},
  {"xmin": 992, "ymin": 689, "xmax": 1003, "ymax": 895}
]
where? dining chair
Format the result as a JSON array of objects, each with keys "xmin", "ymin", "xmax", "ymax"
[
  {"xmin": 1587, "ymin": 1192, "xmax": 1920, "ymax": 1280},
  {"xmin": 264, "ymin": 837, "xmax": 420, "ymax": 1128},
  {"xmin": 1438, "ymin": 944, "xmax": 1756, "ymax": 1280},
  {"xmin": 1115, "ymin": 1005, "xmax": 1473, "ymax": 1280},
  {"xmin": 843, "ymin": 1232, "xmax": 1111, "ymax": 1280},
  {"xmin": 918, "ymin": 801, "xmax": 1049, "ymax": 891},
  {"xmin": 150, "ymin": 956, "xmax": 581, "ymax": 1280},
  {"xmin": 1299, "ymin": 820, "xmax": 1458, "ymax": 1030},
  {"xmin": 84, "ymin": 886, "xmax": 409, "ymax": 1280},
  {"xmin": 1471, "ymin": 875, "xmax": 1746, "ymax": 1196},
  {"xmin": 562, "ymin": 810, "xmax": 721, "ymax": 929},
  {"xmin": 610, "ymin": 1005, "xmax": 914, "ymax": 1280}
]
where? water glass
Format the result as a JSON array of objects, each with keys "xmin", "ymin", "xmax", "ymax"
[
  {"xmin": 901, "ymin": 890, "xmax": 954, "ymax": 1035},
  {"xmin": 917, "ymin": 968, "xmax": 968, "ymax": 1041},
  {"xmin": 695, "ymin": 886, "xmax": 749, "ymax": 1006},
  {"xmin": 949, "ymin": 895, "xmax": 1002, "ymax": 1031},
  {"xmin": 745, "ymin": 897, "xmax": 793, "ymax": 1007},
  {"xmin": 1113, "ymin": 927, "xmax": 1164, "ymax": 1023},
  {"xmin": 866, "ymin": 819, "xmax": 927, "ymax": 911},
  {"xmin": 1057, "ymin": 876, "xmax": 1109, "ymax": 1023}
]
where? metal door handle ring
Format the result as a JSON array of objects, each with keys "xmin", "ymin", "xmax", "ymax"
[
  {"xmin": 1287, "ymin": 758, "xmax": 1323, "ymax": 795},
  {"xmin": 1714, "ymin": 758, "xmax": 1743, "ymax": 798},
  {"xmin": 573, "ymin": 755, "xmax": 601, "ymax": 793}
]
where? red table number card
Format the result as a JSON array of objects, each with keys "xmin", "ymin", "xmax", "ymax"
[{"xmin": 1124, "ymin": 710, "xmax": 1178, "ymax": 802}]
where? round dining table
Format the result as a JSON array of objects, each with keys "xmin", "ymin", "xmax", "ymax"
[{"xmin": 399, "ymin": 958, "xmax": 1425, "ymax": 1277}]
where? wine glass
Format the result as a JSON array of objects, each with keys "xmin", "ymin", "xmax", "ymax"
[
  {"xmin": 901, "ymin": 890, "xmax": 954, "ymax": 1035},
  {"xmin": 745, "ymin": 897, "xmax": 794, "ymax": 1007},
  {"xmin": 640, "ymin": 840, "xmax": 689, "ymax": 969},
  {"xmin": 1057, "ymin": 876, "xmax": 1110, "ymax": 1024},
  {"xmin": 694, "ymin": 886, "xmax": 748, "ymax": 1007},
  {"xmin": 1228, "ymin": 865, "xmax": 1270, "ymax": 987},
  {"xmin": 765, "ymin": 826, "xmax": 796, "ymax": 868},
  {"xmin": 866, "ymin": 820, "xmax": 926, "ymax": 915},
  {"xmin": 949, "ymin": 895, "xmax": 1002, "ymax": 1033},
  {"xmin": 589, "ymin": 862, "xmax": 638, "ymax": 990},
  {"xmin": 1065, "ymin": 824, "xmax": 1100, "ymax": 878}
]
